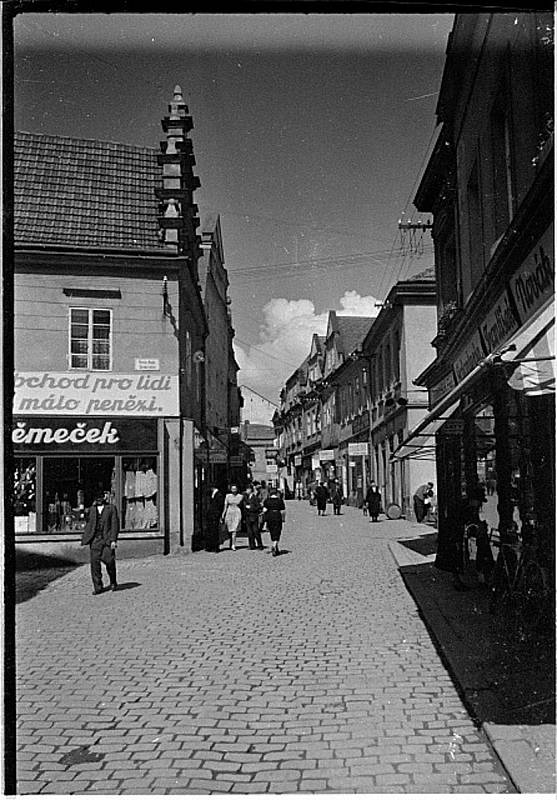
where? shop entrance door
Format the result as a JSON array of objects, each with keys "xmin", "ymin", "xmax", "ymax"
[{"xmin": 43, "ymin": 456, "xmax": 115, "ymax": 532}]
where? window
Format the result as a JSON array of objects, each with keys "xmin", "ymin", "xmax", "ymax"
[
  {"xmin": 467, "ymin": 159, "xmax": 484, "ymax": 287},
  {"xmin": 69, "ymin": 308, "xmax": 112, "ymax": 370},
  {"xmin": 13, "ymin": 458, "xmax": 37, "ymax": 532}
]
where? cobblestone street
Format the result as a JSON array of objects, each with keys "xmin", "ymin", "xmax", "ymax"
[{"xmin": 15, "ymin": 501, "xmax": 513, "ymax": 794}]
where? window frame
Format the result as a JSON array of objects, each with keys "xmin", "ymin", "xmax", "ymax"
[{"xmin": 68, "ymin": 307, "xmax": 113, "ymax": 372}]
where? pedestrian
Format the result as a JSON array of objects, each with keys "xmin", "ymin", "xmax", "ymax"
[
  {"xmin": 330, "ymin": 480, "xmax": 343, "ymax": 515},
  {"xmin": 295, "ymin": 480, "xmax": 303, "ymax": 501},
  {"xmin": 314, "ymin": 481, "xmax": 329, "ymax": 516},
  {"xmin": 263, "ymin": 485, "xmax": 286, "ymax": 557},
  {"xmin": 413, "ymin": 481, "xmax": 434, "ymax": 523},
  {"xmin": 244, "ymin": 484, "xmax": 264, "ymax": 550},
  {"xmin": 81, "ymin": 494, "xmax": 119, "ymax": 595},
  {"xmin": 205, "ymin": 484, "xmax": 225, "ymax": 553},
  {"xmin": 221, "ymin": 484, "xmax": 244, "ymax": 551},
  {"xmin": 365, "ymin": 482, "xmax": 382, "ymax": 522}
]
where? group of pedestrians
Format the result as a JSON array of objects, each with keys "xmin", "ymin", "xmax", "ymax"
[
  {"xmin": 311, "ymin": 479, "xmax": 344, "ymax": 516},
  {"xmin": 205, "ymin": 481, "xmax": 286, "ymax": 556}
]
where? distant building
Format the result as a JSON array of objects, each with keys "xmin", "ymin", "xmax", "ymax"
[
  {"xmin": 240, "ymin": 422, "xmax": 277, "ymax": 487},
  {"xmin": 240, "ymin": 386, "xmax": 278, "ymax": 427}
]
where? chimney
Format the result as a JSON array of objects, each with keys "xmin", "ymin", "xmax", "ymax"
[{"xmin": 156, "ymin": 85, "xmax": 201, "ymax": 259}]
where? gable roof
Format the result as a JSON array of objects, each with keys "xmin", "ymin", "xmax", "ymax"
[
  {"xmin": 14, "ymin": 130, "xmax": 166, "ymax": 252},
  {"xmin": 336, "ymin": 315, "xmax": 375, "ymax": 355}
]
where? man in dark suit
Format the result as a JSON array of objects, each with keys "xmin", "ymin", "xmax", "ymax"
[
  {"xmin": 81, "ymin": 495, "xmax": 119, "ymax": 594},
  {"xmin": 205, "ymin": 485, "xmax": 225, "ymax": 553}
]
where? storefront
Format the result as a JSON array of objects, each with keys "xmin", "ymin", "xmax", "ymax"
[
  {"xmin": 13, "ymin": 416, "xmax": 163, "ymax": 540},
  {"xmin": 11, "ymin": 369, "xmax": 196, "ymax": 556},
  {"xmin": 394, "ymin": 225, "xmax": 555, "ymax": 570}
]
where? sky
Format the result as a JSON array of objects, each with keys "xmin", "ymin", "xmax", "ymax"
[{"xmin": 14, "ymin": 12, "xmax": 454, "ymax": 404}]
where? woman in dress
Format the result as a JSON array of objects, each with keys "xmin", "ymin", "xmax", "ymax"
[
  {"xmin": 263, "ymin": 486, "xmax": 286, "ymax": 557},
  {"xmin": 221, "ymin": 484, "xmax": 243, "ymax": 551}
]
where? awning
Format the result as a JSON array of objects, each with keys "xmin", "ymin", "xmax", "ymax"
[
  {"xmin": 391, "ymin": 400, "xmax": 460, "ymax": 460},
  {"xmin": 501, "ymin": 300, "xmax": 555, "ymax": 396}
]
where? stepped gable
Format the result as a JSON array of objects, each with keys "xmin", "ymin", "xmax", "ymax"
[{"xmin": 14, "ymin": 130, "xmax": 164, "ymax": 252}]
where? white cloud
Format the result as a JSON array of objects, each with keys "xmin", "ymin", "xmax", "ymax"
[{"xmin": 236, "ymin": 290, "xmax": 379, "ymax": 402}]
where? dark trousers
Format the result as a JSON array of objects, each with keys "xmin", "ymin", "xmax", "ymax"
[
  {"xmin": 333, "ymin": 503, "xmax": 341, "ymax": 515},
  {"xmin": 414, "ymin": 497, "xmax": 425, "ymax": 523},
  {"xmin": 205, "ymin": 518, "xmax": 220, "ymax": 552},
  {"xmin": 90, "ymin": 541, "xmax": 116, "ymax": 590},
  {"xmin": 246, "ymin": 516, "xmax": 263, "ymax": 549}
]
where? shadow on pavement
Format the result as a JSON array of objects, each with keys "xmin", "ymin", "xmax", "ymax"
[
  {"xmin": 15, "ymin": 550, "xmax": 81, "ymax": 604},
  {"xmin": 399, "ymin": 532, "xmax": 438, "ymax": 557},
  {"xmin": 112, "ymin": 581, "xmax": 141, "ymax": 592},
  {"xmin": 400, "ymin": 561, "xmax": 555, "ymax": 727}
]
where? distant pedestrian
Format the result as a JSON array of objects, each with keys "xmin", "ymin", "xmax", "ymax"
[
  {"xmin": 221, "ymin": 484, "xmax": 244, "ymax": 551},
  {"xmin": 205, "ymin": 484, "xmax": 225, "ymax": 553},
  {"xmin": 314, "ymin": 482, "xmax": 329, "ymax": 516},
  {"xmin": 330, "ymin": 480, "xmax": 343, "ymax": 515},
  {"xmin": 365, "ymin": 482, "xmax": 382, "ymax": 522},
  {"xmin": 295, "ymin": 480, "xmax": 303, "ymax": 500},
  {"xmin": 263, "ymin": 486, "xmax": 286, "ymax": 557},
  {"xmin": 81, "ymin": 494, "xmax": 119, "ymax": 595},
  {"xmin": 413, "ymin": 481, "xmax": 434, "ymax": 523},
  {"xmin": 244, "ymin": 485, "xmax": 264, "ymax": 550}
]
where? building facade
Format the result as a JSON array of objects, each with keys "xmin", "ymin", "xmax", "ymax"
[
  {"xmin": 395, "ymin": 13, "xmax": 554, "ymax": 578},
  {"xmin": 198, "ymin": 213, "xmax": 242, "ymax": 492},
  {"xmin": 11, "ymin": 87, "xmax": 228, "ymax": 558},
  {"xmin": 363, "ymin": 270, "xmax": 437, "ymax": 517}
]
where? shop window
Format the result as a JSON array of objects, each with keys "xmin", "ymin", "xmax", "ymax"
[
  {"xmin": 13, "ymin": 458, "xmax": 37, "ymax": 532},
  {"xmin": 69, "ymin": 308, "xmax": 112, "ymax": 371},
  {"xmin": 43, "ymin": 456, "xmax": 116, "ymax": 532},
  {"xmin": 122, "ymin": 457, "xmax": 158, "ymax": 530}
]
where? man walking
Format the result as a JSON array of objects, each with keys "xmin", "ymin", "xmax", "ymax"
[
  {"xmin": 244, "ymin": 484, "xmax": 264, "ymax": 550},
  {"xmin": 81, "ymin": 494, "xmax": 119, "ymax": 594},
  {"xmin": 413, "ymin": 481, "xmax": 434, "ymax": 523},
  {"xmin": 314, "ymin": 481, "xmax": 329, "ymax": 516}
]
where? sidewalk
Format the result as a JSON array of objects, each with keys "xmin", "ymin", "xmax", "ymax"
[{"xmin": 388, "ymin": 521, "xmax": 556, "ymax": 794}]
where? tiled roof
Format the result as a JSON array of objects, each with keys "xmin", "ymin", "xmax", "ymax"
[
  {"xmin": 336, "ymin": 316, "xmax": 375, "ymax": 354},
  {"xmin": 14, "ymin": 130, "xmax": 166, "ymax": 252}
]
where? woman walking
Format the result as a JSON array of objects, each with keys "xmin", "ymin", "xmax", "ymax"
[
  {"xmin": 221, "ymin": 484, "xmax": 243, "ymax": 551},
  {"xmin": 263, "ymin": 486, "xmax": 286, "ymax": 556}
]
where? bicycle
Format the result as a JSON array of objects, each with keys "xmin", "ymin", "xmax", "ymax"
[{"xmin": 489, "ymin": 522, "xmax": 551, "ymax": 637}]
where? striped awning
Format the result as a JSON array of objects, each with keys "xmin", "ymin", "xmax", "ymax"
[{"xmin": 501, "ymin": 300, "xmax": 555, "ymax": 396}]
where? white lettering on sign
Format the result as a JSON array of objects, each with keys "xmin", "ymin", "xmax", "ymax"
[
  {"xmin": 510, "ymin": 226, "xmax": 554, "ymax": 324},
  {"xmin": 348, "ymin": 442, "xmax": 368, "ymax": 456},
  {"xmin": 452, "ymin": 332, "xmax": 485, "ymax": 384},
  {"xmin": 480, "ymin": 290, "xmax": 521, "ymax": 355},
  {"xmin": 12, "ymin": 420, "xmax": 120, "ymax": 446},
  {"xmin": 13, "ymin": 372, "xmax": 179, "ymax": 417}
]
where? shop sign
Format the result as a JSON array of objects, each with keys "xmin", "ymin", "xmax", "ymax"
[
  {"xmin": 12, "ymin": 417, "xmax": 158, "ymax": 452},
  {"xmin": 134, "ymin": 358, "xmax": 160, "ymax": 371},
  {"xmin": 509, "ymin": 225, "xmax": 554, "ymax": 325},
  {"xmin": 479, "ymin": 288, "xmax": 521, "ymax": 354},
  {"xmin": 319, "ymin": 449, "xmax": 335, "ymax": 461},
  {"xmin": 294, "ymin": 455, "xmax": 302, "ymax": 466},
  {"xmin": 266, "ymin": 463, "xmax": 278, "ymax": 473},
  {"xmin": 452, "ymin": 331, "xmax": 485, "ymax": 383},
  {"xmin": 265, "ymin": 448, "xmax": 278, "ymax": 459},
  {"xmin": 13, "ymin": 372, "xmax": 179, "ymax": 417},
  {"xmin": 430, "ymin": 372, "xmax": 456, "ymax": 406},
  {"xmin": 349, "ymin": 461, "xmax": 357, "ymax": 467},
  {"xmin": 229, "ymin": 455, "xmax": 244, "ymax": 466},
  {"xmin": 348, "ymin": 442, "xmax": 369, "ymax": 456},
  {"xmin": 439, "ymin": 420, "xmax": 464, "ymax": 436},
  {"xmin": 311, "ymin": 455, "xmax": 321, "ymax": 470}
]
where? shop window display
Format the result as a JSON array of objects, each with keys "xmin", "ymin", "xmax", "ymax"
[
  {"xmin": 13, "ymin": 458, "xmax": 37, "ymax": 532},
  {"xmin": 123, "ymin": 457, "xmax": 158, "ymax": 530},
  {"xmin": 43, "ymin": 457, "xmax": 116, "ymax": 533}
]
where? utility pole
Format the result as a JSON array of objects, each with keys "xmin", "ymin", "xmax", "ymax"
[{"xmin": 397, "ymin": 218, "xmax": 432, "ymax": 256}]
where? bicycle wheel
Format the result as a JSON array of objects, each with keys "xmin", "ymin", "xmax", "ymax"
[{"xmin": 517, "ymin": 560, "xmax": 549, "ymax": 631}]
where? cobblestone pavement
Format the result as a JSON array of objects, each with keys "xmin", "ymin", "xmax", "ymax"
[{"xmin": 15, "ymin": 502, "xmax": 514, "ymax": 794}]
